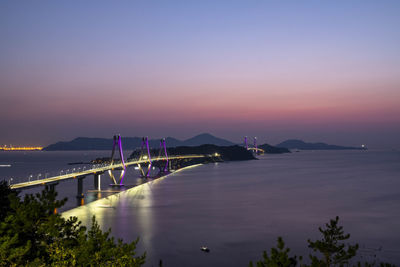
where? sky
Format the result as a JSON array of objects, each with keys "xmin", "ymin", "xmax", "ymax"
[{"xmin": 1, "ymin": 0, "xmax": 399, "ymax": 148}]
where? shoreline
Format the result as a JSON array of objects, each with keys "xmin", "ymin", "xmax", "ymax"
[{"xmin": 61, "ymin": 164, "xmax": 203, "ymax": 218}]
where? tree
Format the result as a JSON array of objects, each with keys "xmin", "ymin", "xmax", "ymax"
[
  {"xmin": 0, "ymin": 185, "xmax": 70, "ymax": 265},
  {"xmin": 0, "ymin": 186, "xmax": 145, "ymax": 266},
  {"xmin": 249, "ymin": 237, "xmax": 299, "ymax": 267},
  {"xmin": 71, "ymin": 216, "xmax": 145, "ymax": 266},
  {"xmin": 250, "ymin": 217, "xmax": 396, "ymax": 267},
  {"xmin": 0, "ymin": 180, "xmax": 17, "ymax": 222},
  {"xmin": 308, "ymin": 216, "xmax": 359, "ymax": 267}
]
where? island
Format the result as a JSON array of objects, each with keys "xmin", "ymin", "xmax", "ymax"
[
  {"xmin": 163, "ymin": 144, "xmax": 256, "ymax": 161},
  {"xmin": 276, "ymin": 139, "xmax": 367, "ymax": 150},
  {"xmin": 43, "ymin": 133, "xmax": 235, "ymax": 151},
  {"xmin": 258, "ymin": 143, "xmax": 291, "ymax": 154}
]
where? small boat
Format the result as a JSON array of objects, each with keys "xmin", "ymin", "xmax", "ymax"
[{"xmin": 200, "ymin": 246, "xmax": 210, "ymax": 252}]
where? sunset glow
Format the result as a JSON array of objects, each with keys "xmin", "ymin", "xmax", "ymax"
[{"xmin": 1, "ymin": 1, "xmax": 399, "ymax": 148}]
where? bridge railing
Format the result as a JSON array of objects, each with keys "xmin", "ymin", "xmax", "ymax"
[
  {"xmin": 5, "ymin": 162, "xmax": 111, "ymax": 186},
  {"xmin": 7, "ymin": 154, "xmax": 212, "ymax": 187}
]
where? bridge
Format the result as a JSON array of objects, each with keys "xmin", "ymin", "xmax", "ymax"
[
  {"xmin": 10, "ymin": 135, "xmax": 220, "ymax": 204},
  {"xmin": 244, "ymin": 136, "xmax": 264, "ymax": 155}
]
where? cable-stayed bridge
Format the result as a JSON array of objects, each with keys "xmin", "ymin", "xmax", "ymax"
[
  {"xmin": 244, "ymin": 136, "xmax": 264, "ymax": 154},
  {"xmin": 10, "ymin": 135, "xmax": 220, "ymax": 203}
]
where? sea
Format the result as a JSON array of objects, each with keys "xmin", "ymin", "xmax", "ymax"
[{"xmin": 1, "ymin": 149, "xmax": 400, "ymax": 266}]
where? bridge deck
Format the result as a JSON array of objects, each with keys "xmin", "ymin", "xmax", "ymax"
[
  {"xmin": 247, "ymin": 147, "xmax": 265, "ymax": 153},
  {"xmin": 10, "ymin": 155, "xmax": 206, "ymax": 190}
]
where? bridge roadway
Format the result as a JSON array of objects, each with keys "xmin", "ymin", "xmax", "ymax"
[
  {"xmin": 10, "ymin": 154, "xmax": 206, "ymax": 191},
  {"xmin": 247, "ymin": 147, "xmax": 265, "ymax": 154}
]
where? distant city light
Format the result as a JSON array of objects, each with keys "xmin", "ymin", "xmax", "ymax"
[{"xmin": 1, "ymin": 145, "xmax": 43, "ymax": 151}]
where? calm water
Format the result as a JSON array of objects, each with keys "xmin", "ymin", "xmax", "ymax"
[
  {"xmin": 63, "ymin": 150, "xmax": 400, "ymax": 266},
  {"xmin": 2, "ymin": 150, "xmax": 400, "ymax": 265},
  {"xmin": 0, "ymin": 150, "xmax": 154, "ymax": 210}
]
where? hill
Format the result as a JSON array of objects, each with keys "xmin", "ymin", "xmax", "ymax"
[
  {"xmin": 276, "ymin": 139, "xmax": 366, "ymax": 150},
  {"xmin": 43, "ymin": 133, "xmax": 235, "ymax": 151},
  {"xmin": 129, "ymin": 144, "xmax": 256, "ymax": 161},
  {"xmin": 182, "ymin": 133, "xmax": 234, "ymax": 146},
  {"xmin": 258, "ymin": 143, "xmax": 291, "ymax": 154}
]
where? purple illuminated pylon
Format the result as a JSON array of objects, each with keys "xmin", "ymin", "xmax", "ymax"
[
  {"xmin": 108, "ymin": 135, "xmax": 126, "ymax": 185},
  {"xmin": 117, "ymin": 135, "xmax": 126, "ymax": 184},
  {"xmin": 156, "ymin": 138, "xmax": 169, "ymax": 173},
  {"xmin": 244, "ymin": 136, "xmax": 248, "ymax": 150},
  {"xmin": 138, "ymin": 136, "xmax": 152, "ymax": 177},
  {"xmin": 146, "ymin": 137, "xmax": 152, "ymax": 163},
  {"xmin": 161, "ymin": 138, "xmax": 168, "ymax": 172}
]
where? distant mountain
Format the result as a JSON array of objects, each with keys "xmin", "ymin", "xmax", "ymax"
[
  {"xmin": 44, "ymin": 137, "xmax": 114, "ymax": 151},
  {"xmin": 165, "ymin": 137, "xmax": 183, "ymax": 147},
  {"xmin": 43, "ymin": 133, "xmax": 235, "ymax": 151},
  {"xmin": 182, "ymin": 133, "xmax": 235, "ymax": 147},
  {"xmin": 258, "ymin": 143, "xmax": 291, "ymax": 154},
  {"xmin": 276, "ymin": 139, "xmax": 366, "ymax": 150}
]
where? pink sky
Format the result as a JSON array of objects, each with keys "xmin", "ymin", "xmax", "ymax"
[{"xmin": 1, "ymin": 1, "xmax": 400, "ymax": 148}]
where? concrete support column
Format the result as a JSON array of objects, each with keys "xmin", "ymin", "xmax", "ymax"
[
  {"xmin": 48, "ymin": 182, "xmax": 59, "ymax": 212},
  {"xmin": 94, "ymin": 173, "xmax": 101, "ymax": 191},
  {"xmin": 49, "ymin": 182, "xmax": 58, "ymax": 191},
  {"xmin": 77, "ymin": 177, "xmax": 84, "ymax": 199}
]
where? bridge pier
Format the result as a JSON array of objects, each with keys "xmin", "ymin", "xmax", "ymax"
[
  {"xmin": 48, "ymin": 182, "xmax": 58, "ymax": 191},
  {"xmin": 47, "ymin": 182, "xmax": 59, "ymax": 213},
  {"xmin": 77, "ymin": 177, "xmax": 84, "ymax": 199},
  {"xmin": 94, "ymin": 173, "xmax": 101, "ymax": 191}
]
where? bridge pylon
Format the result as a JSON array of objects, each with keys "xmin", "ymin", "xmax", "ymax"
[
  {"xmin": 138, "ymin": 136, "xmax": 152, "ymax": 178},
  {"xmin": 244, "ymin": 136, "xmax": 264, "ymax": 155},
  {"xmin": 108, "ymin": 135, "xmax": 126, "ymax": 185},
  {"xmin": 156, "ymin": 138, "xmax": 169, "ymax": 173}
]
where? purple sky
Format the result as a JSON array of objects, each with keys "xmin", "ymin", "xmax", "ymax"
[{"xmin": 1, "ymin": 1, "xmax": 399, "ymax": 148}]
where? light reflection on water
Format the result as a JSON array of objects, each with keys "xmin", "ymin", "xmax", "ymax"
[
  {"xmin": 2, "ymin": 150, "xmax": 400, "ymax": 266},
  {"xmin": 62, "ymin": 150, "xmax": 400, "ymax": 266},
  {"xmin": 0, "ymin": 150, "xmax": 162, "ymax": 211}
]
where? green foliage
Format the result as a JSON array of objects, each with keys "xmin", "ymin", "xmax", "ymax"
[
  {"xmin": 72, "ymin": 216, "xmax": 146, "ymax": 266},
  {"xmin": 0, "ymin": 186, "xmax": 145, "ymax": 266},
  {"xmin": 0, "ymin": 186, "xmax": 69, "ymax": 265},
  {"xmin": 0, "ymin": 180, "xmax": 17, "ymax": 221},
  {"xmin": 249, "ymin": 237, "xmax": 299, "ymax": 267},
  {"xmin": 252, "ymin": 217, "xmax": 396, "ymax": 267},
  {"xmin": 308, "ymin": 216, "xmax": 359, "ymax": 267}
]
